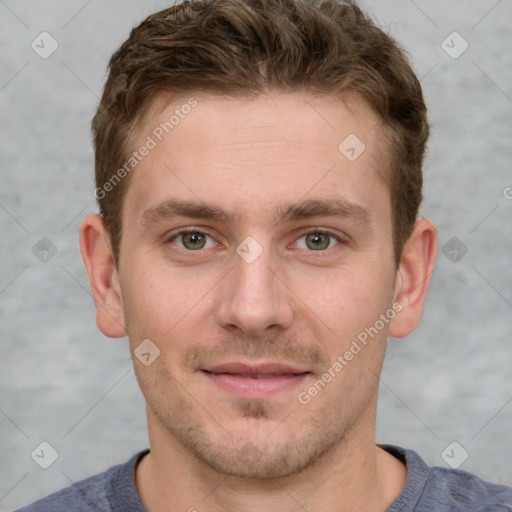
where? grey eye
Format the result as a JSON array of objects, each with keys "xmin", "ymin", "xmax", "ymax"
[
  {"xmin": 173, "ymin": 232, "xmax": 216, "ymax": 250},
  {"xmin": 296, "ymin": 232, "xmax": 339, "ymax": 251}
]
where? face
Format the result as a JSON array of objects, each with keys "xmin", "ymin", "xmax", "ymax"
[{"xmin": 115, "ymin": 92, "xmax": 399, "ymax": 479}]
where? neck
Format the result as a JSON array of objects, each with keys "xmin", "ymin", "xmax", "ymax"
[{"xmin": 135, "ymin": 402, "xmax": 407, "ymax": 512}]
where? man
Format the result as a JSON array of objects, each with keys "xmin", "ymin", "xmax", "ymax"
[{"xmin": 17, "ymin": 0, "xmax": 512, "ymax": 510}]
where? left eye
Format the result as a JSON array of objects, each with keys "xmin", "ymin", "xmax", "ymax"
[
  {"xmin": 171, "ymin": 231, "xmax": 217, "ymax": 250},
  {"xmin": 295, "ymin": 232, "xmax": 340, "ymax": 251}
]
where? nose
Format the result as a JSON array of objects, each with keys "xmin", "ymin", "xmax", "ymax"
[{"xmin": 216, "ymin": 241, "xmax": 294, "ymax": 338}]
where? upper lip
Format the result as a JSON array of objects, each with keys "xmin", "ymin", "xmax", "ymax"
[{"xmin": 202, "ymin": 362, "xmax": 311, "ymax": 376}]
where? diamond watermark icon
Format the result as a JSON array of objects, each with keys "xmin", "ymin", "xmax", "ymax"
[
  {"xmin": 236, "ymin": 236, "xmax": 263, "ymax": 264},
  {"xmin": 441, "ymin": 236, "xmax": 468, "ymax": 263},
  {"xmin": 134, "ymin": 338, "xmax": 161, "ymax": 366},
  {"xmin": 239, "ymin": 442, "xmax": 262, "ymax": 465},
  {"xmin": 441, "ymin": 31, "xmax": 469, "ymax": 59},
  {"xmin": 32, "ymin": 237, "xmax": 58, "ymax": 263},
  {"xmin": 31, "ymin": 441, "xmax": 59, "ymax": 469},
  {"xmin": 338, "ymin": 134, "xmax": 366, "ymax": 162},
  {"xmin": 31, "ymin": 31, "xmax": 59, "ymax": 59},
  {"xmin": 441, "ymin": 441, "xmax": 468, "ymax": 469}
]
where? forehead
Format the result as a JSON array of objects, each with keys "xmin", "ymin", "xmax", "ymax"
[
  {"xmin": 124, "ymin": 91, "xmax": 389, "ymax": 224},
  {"xmin": 138, "ymin": 90, "xmax": 383, "ymax": 150}
]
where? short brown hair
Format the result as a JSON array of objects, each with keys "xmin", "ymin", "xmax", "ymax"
[{"xmin": 92, "ymin": 0, "xmax": 428, "ymax": 266}]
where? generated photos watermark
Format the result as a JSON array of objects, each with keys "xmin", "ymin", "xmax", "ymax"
[
  {"xmin": 298, "ymin": 302, "xmax": 403, "ymax": 405},
  {"xmin": 94, "ymin": 97, "xmax": 198, "ymax": 200}
]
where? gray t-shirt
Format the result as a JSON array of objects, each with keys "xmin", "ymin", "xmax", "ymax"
[{"xmin": 14, "ymin": 445, "xmax": 512, "ymax": 511}]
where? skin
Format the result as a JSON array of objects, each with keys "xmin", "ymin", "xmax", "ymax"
[{"xmin": 80, "ymin": 91, "xmax": 437, "ymax": 511}]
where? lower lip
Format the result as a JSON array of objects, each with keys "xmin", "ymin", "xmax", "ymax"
[{"xmin": 202, "ymin": 371, "xmax": 309, "ymax": 399}]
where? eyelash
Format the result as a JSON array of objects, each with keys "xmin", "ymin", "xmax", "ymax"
[{"xmin": 166, "ymin": 227, "xmax": 345, "ymax": 252}]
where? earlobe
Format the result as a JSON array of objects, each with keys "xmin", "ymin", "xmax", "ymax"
[
  {"xmin": 79, "ymin": 214, "xmax": 126, "ymax": 338},
  {"xmin": 389, "ymin": 219, "xmax": 437, "ymax": 339}
]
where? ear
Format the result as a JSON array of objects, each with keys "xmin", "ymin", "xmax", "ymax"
[
  {"xmin": 79, "ymin": 213, "xmax": 126, "ymax": 338},
  {"xmin": 389, "ymin": 219, "xmax": 437, "ymax": 338}
]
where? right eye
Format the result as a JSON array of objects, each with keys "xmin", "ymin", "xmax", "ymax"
[{"xmin": 168, "ymin": 230, "xmax": 217, "ymax": 251}]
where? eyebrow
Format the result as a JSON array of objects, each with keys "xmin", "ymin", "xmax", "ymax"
[{"xmin": 139, "ymin": 197, "xmax": 371, "ymax": 228}]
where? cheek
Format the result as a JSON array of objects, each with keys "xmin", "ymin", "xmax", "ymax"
[
  {"xmin": 293, "ymin": 263, "xmax": 394, "ymax": 333},
  {"xmin": 120, "ymin": 259, "xmax": 217, "ymax": 342},
  {"xmin": 119, "ymin": 262, "xmax": 167, "ymax": 338}
]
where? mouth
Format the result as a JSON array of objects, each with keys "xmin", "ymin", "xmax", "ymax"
[{"xmin": 201, "ymin": 362, "xmax": 312, "ymax": 399}]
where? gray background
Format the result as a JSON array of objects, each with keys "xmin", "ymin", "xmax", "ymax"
[{"xmin": 1, "ymin": 0, "xmax": 511, "ymax": 509}]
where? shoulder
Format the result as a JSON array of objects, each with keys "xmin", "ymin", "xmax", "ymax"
[
  {"xmin": 383, "ymin": 445, "xmax": 512, "ymax": 512},
  {"xmin": 13, "ymin": 472, "xmax": 110, "ymax": 512},
  {"xmin": 423, "ymin": 465, "xmax": 512, "ymax": 512},
  {"xmin": 13, "ymin": 451, "xmax": 148, "ymax": 512}
]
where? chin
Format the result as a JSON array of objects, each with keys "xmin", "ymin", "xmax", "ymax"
[{"xmin": 167, "ymin": 413, "xmax": 345, "ymax": 481}]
